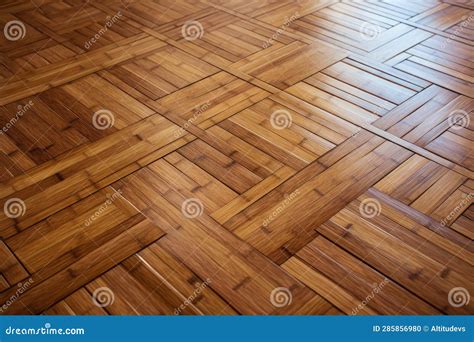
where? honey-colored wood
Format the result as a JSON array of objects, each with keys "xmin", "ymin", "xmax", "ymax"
[{"xmin": 0, "ymin": 0, "xmax": 472, "ymax": 316}]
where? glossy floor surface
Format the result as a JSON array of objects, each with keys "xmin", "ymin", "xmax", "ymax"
[{"xmin": 0, "ymin": 0, "xmax": 473, "ymax": 315}]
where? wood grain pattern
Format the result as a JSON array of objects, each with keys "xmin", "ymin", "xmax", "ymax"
[{"xmin": 0, "ymin": 0, "xmax": 472, "ymax": 316}]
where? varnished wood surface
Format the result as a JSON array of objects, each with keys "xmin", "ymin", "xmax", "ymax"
[{"xmin": 0, "ymin": 0, "xmax": 472, "ymax": 315}]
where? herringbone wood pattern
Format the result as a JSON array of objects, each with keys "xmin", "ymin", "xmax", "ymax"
[{"xmin": 0, "ymin": 0, "xmax": 472, "ymax": 315}]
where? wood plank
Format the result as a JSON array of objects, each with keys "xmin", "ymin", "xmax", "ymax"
[{"xmin": 1, "ymin": 0, "xmax": 472, "ymax": 316}]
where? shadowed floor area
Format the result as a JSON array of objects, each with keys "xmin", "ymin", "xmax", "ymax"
[{"xmin": 0, "ymin": 0, "xmax": 472, "ymax": 315}]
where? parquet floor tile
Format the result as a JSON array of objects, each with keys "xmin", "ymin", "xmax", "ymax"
[
  {"xmin": 233, "ymin": 41, "xmax": 347, "ymax": 89},
  {"xmin": 317, "ymin": 188, "xmax": 473, "ymax": 315},
  {"xmin": 1, "ymin": 74, "xmax": 155, "ymax": 166},
  {"xmin": 153, "ymin": 71, "xmax": 270, "ymax": 128},
  {"xmin": 0, "ymin": 0, "xmax": 472, "ymax": 316},
  {"xmin": 103, "ymin": 0, "xmax": 211, "ymax": 28},
  {"xmin": 157, "ymin": 10, "xmax": 297, "ymax": 65},
  {"xmin": 394, "ymin": 35, "xmax": 474, "ymax": 96},
  {"xmin": 102, "ymin": 45, "xmax": 220, "ymax": 102}
]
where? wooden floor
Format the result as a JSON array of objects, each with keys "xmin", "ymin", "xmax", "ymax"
[{"xmin": 0, "ymin": 0, "xmax": 473, "ymax": 315}]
